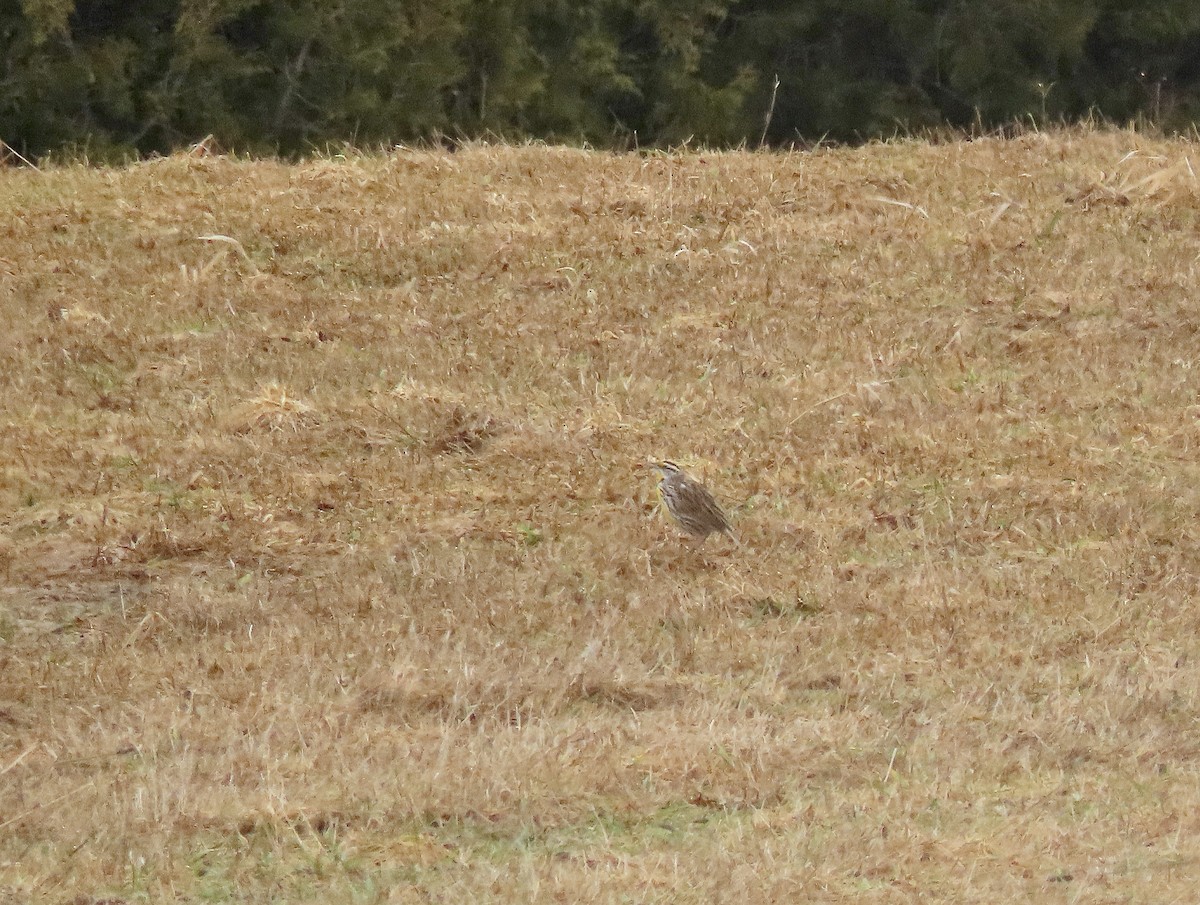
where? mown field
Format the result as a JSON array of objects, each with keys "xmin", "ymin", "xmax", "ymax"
[{"xmin": 4, "ymin": 129, "xmax": 1200, "ymax": 902}]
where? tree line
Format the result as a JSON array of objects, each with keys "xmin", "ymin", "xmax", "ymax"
[{"xmin": 4, "ymin": 0, "xmax": 1200, "ymax": 160}]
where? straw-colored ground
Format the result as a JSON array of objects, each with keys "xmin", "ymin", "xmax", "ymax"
[{"xmin": 4, "ymin": 129, "xmax": 1200, "ymax": 903}]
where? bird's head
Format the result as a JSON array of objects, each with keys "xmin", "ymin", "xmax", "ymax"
[{"xmin": 647, "ymin": 459, "xmax": 683, "ymax": 478}]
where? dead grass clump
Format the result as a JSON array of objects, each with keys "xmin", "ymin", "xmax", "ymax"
[
  {"xmin": 432, "ymin": 407, "xmax": 500, "ymax": 454},
  {"xmin": 1066, "ymin": 148, "xmax": 1200, "ymax": 209},
  {"xmin": 224, "ymin": 382, "xmax": 318, "ymax": 433}
]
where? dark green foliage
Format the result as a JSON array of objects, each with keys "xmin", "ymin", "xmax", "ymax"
[
  {"xmin": 1074, "ymin": 0, "xmax": 1200, "ymax": 127},
  {"xmin": 2, "ymin": 0, "xmax": 1200, "ymax": 159}
]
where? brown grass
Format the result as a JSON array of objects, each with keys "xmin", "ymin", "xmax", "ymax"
[{"xmin": 4, "ymin": 127, "xmax": 1200, "ymax": 902}]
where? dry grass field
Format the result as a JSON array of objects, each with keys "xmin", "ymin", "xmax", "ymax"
[{"xmin": 4, "ymin": 128, "xmax": 1200, "ymax": 902}]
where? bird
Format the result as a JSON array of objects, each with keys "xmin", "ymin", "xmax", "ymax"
[{"xmin": 648, "ymin": 459, "xmax": 739, "ymax": 545}]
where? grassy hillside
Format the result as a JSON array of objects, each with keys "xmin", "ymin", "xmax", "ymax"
[{"xmin": 4, "ymin": 130, "xmax": 1200, "ymax": 902}]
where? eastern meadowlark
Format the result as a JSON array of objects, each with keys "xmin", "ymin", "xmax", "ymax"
[{"xmin": 649, "ymin": 459, "xmax": 738, "ymax": 545}]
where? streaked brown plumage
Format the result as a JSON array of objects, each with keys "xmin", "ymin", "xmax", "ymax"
[{"xmin": 650, "ymin": 459, "xmax": 738, "ymax": 544}]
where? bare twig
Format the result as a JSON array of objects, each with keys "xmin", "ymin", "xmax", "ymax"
[
  {"xmin": 0, "ymin": 744, "xmax": 37, "ymax": 777},
  {"xmin": 275, "ymin": 35, "xmax": 315, "ymax": 133},
  {"xmin": 0, "ymin": 780, "xmax": 95, "ymax": 833},
  {"xmin": 788, "ymin": 391, "xmax": 850, "ymax": 426},
  {"xmin": 759, "ymin": 74, "xmax": 781, "ymax": 149},
  {"xmin": 0, "ymin": 139, "xmax": 41, "ymax": 172}
]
